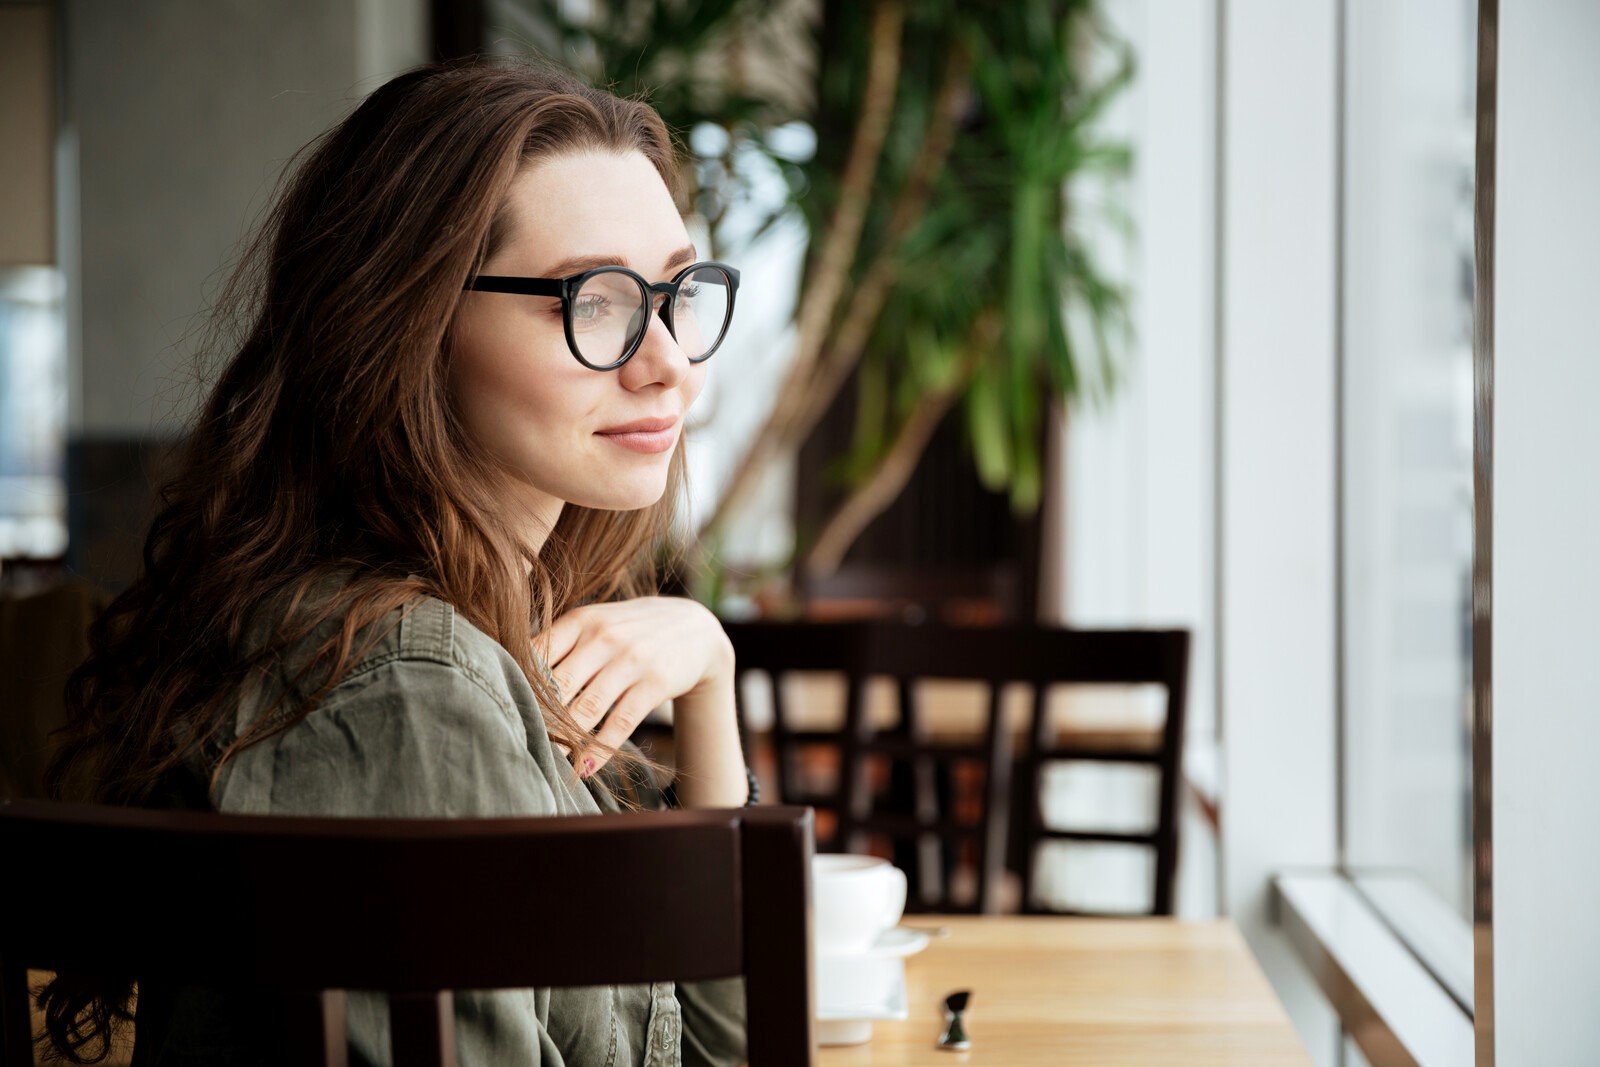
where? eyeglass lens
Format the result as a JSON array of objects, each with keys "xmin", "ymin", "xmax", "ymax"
[{"xmin": 571, "ymin": 266, "xmax": 732, "ymax": 366}]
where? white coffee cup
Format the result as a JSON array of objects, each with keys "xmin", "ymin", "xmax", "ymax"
[{"xmin": 811, "ymin": 855, "xmax": 907, "ymax": 954}]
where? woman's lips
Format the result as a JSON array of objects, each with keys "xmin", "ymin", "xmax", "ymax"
[{"xmin": 596, "ymin": 427, "xmax": 677, "ymax": 453}]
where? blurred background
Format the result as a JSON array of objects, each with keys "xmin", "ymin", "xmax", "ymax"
[{"xmin": 3, "ymin": 2, "xmax": 1596, "ymax": 1064}]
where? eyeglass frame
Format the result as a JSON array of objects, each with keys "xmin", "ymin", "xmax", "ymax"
[{"xmin": 461, "ymin": 260, "xmax": 741, "ymax": 371}]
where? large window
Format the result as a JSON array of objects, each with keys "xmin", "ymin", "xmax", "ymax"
[
  {"xmin": 1339, "ymin": 0, "xmax": 1476, "ymax": 972},
  {"xmin": 0, "ymin": 267, "xmax": 67, "ymax": 566}
]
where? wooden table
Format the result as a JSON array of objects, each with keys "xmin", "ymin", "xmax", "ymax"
[{"xmin": 816, "ymin": 917, "xmax": 1313, "ymax": 1066}]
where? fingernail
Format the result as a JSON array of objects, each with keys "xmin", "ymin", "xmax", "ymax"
[{"xmin": 580, "ymin": 757, "xmax": 595, "ymax": 778}]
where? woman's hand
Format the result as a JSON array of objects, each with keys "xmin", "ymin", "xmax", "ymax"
[{"xmin": 534, "ymin": 596, "xmax": 736, "ymax": 779}]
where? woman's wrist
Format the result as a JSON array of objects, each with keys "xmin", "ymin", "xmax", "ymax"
[
  {"xmin": 662, "ymin": 765, "xmax": 758, "ymax": 809},
  {"xmin": 670, "ymin": 671, "xmax": 748, "ymax": 808},
  {"xmin": 682, "ymin": 623, "xmax": 735, "ymax": 702}
]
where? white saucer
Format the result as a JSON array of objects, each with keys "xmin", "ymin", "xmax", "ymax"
[
  {"xmin": 863, "ymin": 926, "xmax": 932, "ymax": 958},
  {"xmin": 817, "ymin": 925, "xmax": 932, "ymax": 960}
]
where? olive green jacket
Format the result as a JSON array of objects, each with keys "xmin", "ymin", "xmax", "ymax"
[{"xmin": 135, "ymin": 593, "xmax": 746, "ymax": 1067}]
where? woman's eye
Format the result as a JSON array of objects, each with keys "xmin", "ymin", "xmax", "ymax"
[
  {"xmin": 572, "ymin": 295, "xmax": 611, "ymax": 322},
  {"xmin": 675, "ymin": 283, "xmax": 701, "ymax": 305}
]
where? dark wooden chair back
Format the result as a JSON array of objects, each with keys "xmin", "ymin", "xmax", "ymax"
[
  {"xmin": 0, "ymin": 581, "xmax": 106, "ymax": 800},
  {"xmin": 1005, "ymin": 628, "xmax": 1191, "ymax": 916},
  {"xmin": 724, "ymin": 620, "xmax": 1189, "ymax": 916},
  {"xmin": 0, "ymin": 801, "xmax": 815, "ymax": 1067},
  {"xmin": 720, "ymin": 621, "xmax": 879, "ymax": 834}
]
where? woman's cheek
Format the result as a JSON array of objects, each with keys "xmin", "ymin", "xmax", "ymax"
[{"xmin": 682, "ymin": 363, "xmax": 709, "ymax": 405}]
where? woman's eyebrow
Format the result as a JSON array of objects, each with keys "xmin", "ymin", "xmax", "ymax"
[
  {"xmin": 539, "ymin": 252, "xmax": 628, "ymax": 278},
  {"xmin": 662, "ymin": 244, "xmax": 697, "ymax": 273},
  {"xmin": 538, "ymin": 244, "xmax": 698, "ymax": 280}
]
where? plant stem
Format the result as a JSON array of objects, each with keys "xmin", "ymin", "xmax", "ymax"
[
  {"xmin": 800, "ymin": 322, "xmax": 989, "ymax": 579},
  {"xmin": 696, "ymin": 0, "xmax": 905, "ymax": 543},
  {"xmin": 785, "ymin": 44, "xmax": 971, "ymax": 453},
  {"xmin": 800, "ymin": 364, "xmax": 970, "ymax": 579}
]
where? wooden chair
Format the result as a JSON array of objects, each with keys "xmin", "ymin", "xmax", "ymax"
[
  {"xmin": 725, "ymin": 620, "xmax": 1014, "ymax": 913},
  {"xmin": 724, "ymin": 620, "xmax": 1190, "ymax": 916},
  {"xmin": 1007, "ymin": 628, "xmax": 1190, "ymax": 917},
  {"xmin": 0, "ymin": 580, "xmax": 107, "ymax": 800},
  {"xmin": 720, "ymin": 621, "xmax": 879, "ymax": 848},
  {"xmin": 0, "ymin": 800, "xmax": 815, "ymax": 1067}
]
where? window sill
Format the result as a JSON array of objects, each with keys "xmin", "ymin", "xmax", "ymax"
[
  {"xmin": 1273, "ymin": 872, "xmax": 1473, "ymax": 1067},
  {"xmin": 1348, "ymin": 870, "xmax": 1474, "ymax": 1014}
]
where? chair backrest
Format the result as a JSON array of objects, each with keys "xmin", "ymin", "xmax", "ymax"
[
  {"xmin": 0, "ymin": 800, "xmax": 815, "ymax": 1067},
  {"xmin": 1002, "ymin": 628, "xmax": 1191, "ymax": 916},
  {"xmin": 724, "ymin": 620, "xmax": 1190, "ymax": 915},
  {"xmin": 722, "ymin": 621, "xmax": 879, "ymax": 828},
  {"xmin": 0, "ymin": 581, "xmax": 107, "ymax": 800}
]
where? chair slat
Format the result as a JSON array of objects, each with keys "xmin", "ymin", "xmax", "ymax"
[
  {"xmin": 1036, "ymin": 828, "xmax": 1159, "ymax": 846},
  {"xmin": 390, "ymin": 990, "xmax": 455, "ymax": 1067},
  {"xmin": 1038, "ymin": 746, "xmax": 1164, "ymax": 764},
  {"xmin": 281, "ymin": 989, "xmax": 349, "ymax": 1067},
  {"xmin": 902, "ymin": 676, "xmax": 944, "ymax": 906},
  {"xmin": 836, "ymin": 672, "xmax": 872, "ymax": 854},
  {"xmin": 741, "ymin": 807, "xmax": 816, "ymax": 1066},
  {"xmin": 1, "ymin": 960, "xmax": 32, "ymax": 1067},
  {"xmin": 978, "ymin": 681, "xmax": 1014, "ymax": 914}
]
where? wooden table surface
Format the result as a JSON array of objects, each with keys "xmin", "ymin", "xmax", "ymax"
[{"xmin": 815, "ymin": 917, "xmax": 1313, "ymax": 1066}]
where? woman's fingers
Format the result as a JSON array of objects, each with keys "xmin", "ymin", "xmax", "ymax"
[
  {"xmin": 544, "ymin": 631, "xmax": 617, "ymax": 714},
  {"xmin": 581, "ymin": 686, "xmax": 660, "ymax": 777},
  {"xmin": 533, "ymin": 609, "xmax": 586, "ymax": 669},
  {"xmin": 564, "ymin": 658, "xmax": 635, "ymax": 734},
  {"xmin": 537, "ymin": 598, "xmax": 729, "ymax": 779},
  {"xmin": 537, "ymin": 604, "xmax": 611, "ymax": 681}
]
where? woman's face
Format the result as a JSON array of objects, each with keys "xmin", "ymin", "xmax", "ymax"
[{"xmin": 450, "ymin": 149, "xmax": 706, "ymax": 538}]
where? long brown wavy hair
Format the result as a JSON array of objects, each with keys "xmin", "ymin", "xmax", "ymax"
[{"xmin": 40, "ymin": 61, "xmax": 690, "ymax": 1061}]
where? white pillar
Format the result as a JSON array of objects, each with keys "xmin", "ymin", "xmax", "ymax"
[
  {"xmin": 1216, "ymin": 0, "xmax": 1340, "ymax": 1061},
  {"xmin": 1491, "ymin": 0, "xmax": 1600, "ymax": 1060}
]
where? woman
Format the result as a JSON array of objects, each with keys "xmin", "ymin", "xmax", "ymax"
[{"xmin": 41, "ymin": 61, "xmax": 750, "ymax": 1066}]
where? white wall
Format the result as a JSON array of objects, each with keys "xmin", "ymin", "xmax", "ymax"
[
  {"xmin": 1045, "ymin": 0, "xmax": 1222, "ymax": 924},
  {"xmin": 1216, "ymin": 1, "xmax": 1340, "ymax": 1061},
  {"xmin": 1056, "ymin": 2, "xmax": 1339, "ymax": 1059},
  {"xmin": 63, "ymin": 0, "xmax": 426, "ymax": 436},
  {"xmin": 1055, "ymin": 0, "xmax": 1216, "ymax": 751},
  {"xmin": 1491, "ymin": 1, "xmax": 1600, "ymax": 1061}
]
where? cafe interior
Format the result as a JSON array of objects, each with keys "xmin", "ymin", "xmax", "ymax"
[{"xmin": 1, "ymin": 1, "xmax": 1595, "ymax": 1064}]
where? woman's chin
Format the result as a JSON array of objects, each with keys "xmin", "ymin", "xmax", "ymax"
[{"xmin": 569, "ymin": 482, "xmax": 669, "ymax": 512}]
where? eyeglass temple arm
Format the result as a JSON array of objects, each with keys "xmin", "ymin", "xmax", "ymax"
[{"xmin": 461, "ymin": 276, "xmax": 564, "ymax": 295}]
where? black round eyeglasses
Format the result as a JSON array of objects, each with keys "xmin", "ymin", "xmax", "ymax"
[{"xmin": 462, "ymin": 261, "xmax": 740, "ymax": 371}]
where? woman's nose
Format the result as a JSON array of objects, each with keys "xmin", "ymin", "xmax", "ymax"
[{"xmin": 621, "ymin": 302, "xmax": 690, "ymax": 386}]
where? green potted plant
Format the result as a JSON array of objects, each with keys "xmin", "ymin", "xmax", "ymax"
[{"xmin": 697, "ymin": 0, "xmax": 1133, "ymax": 588}]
